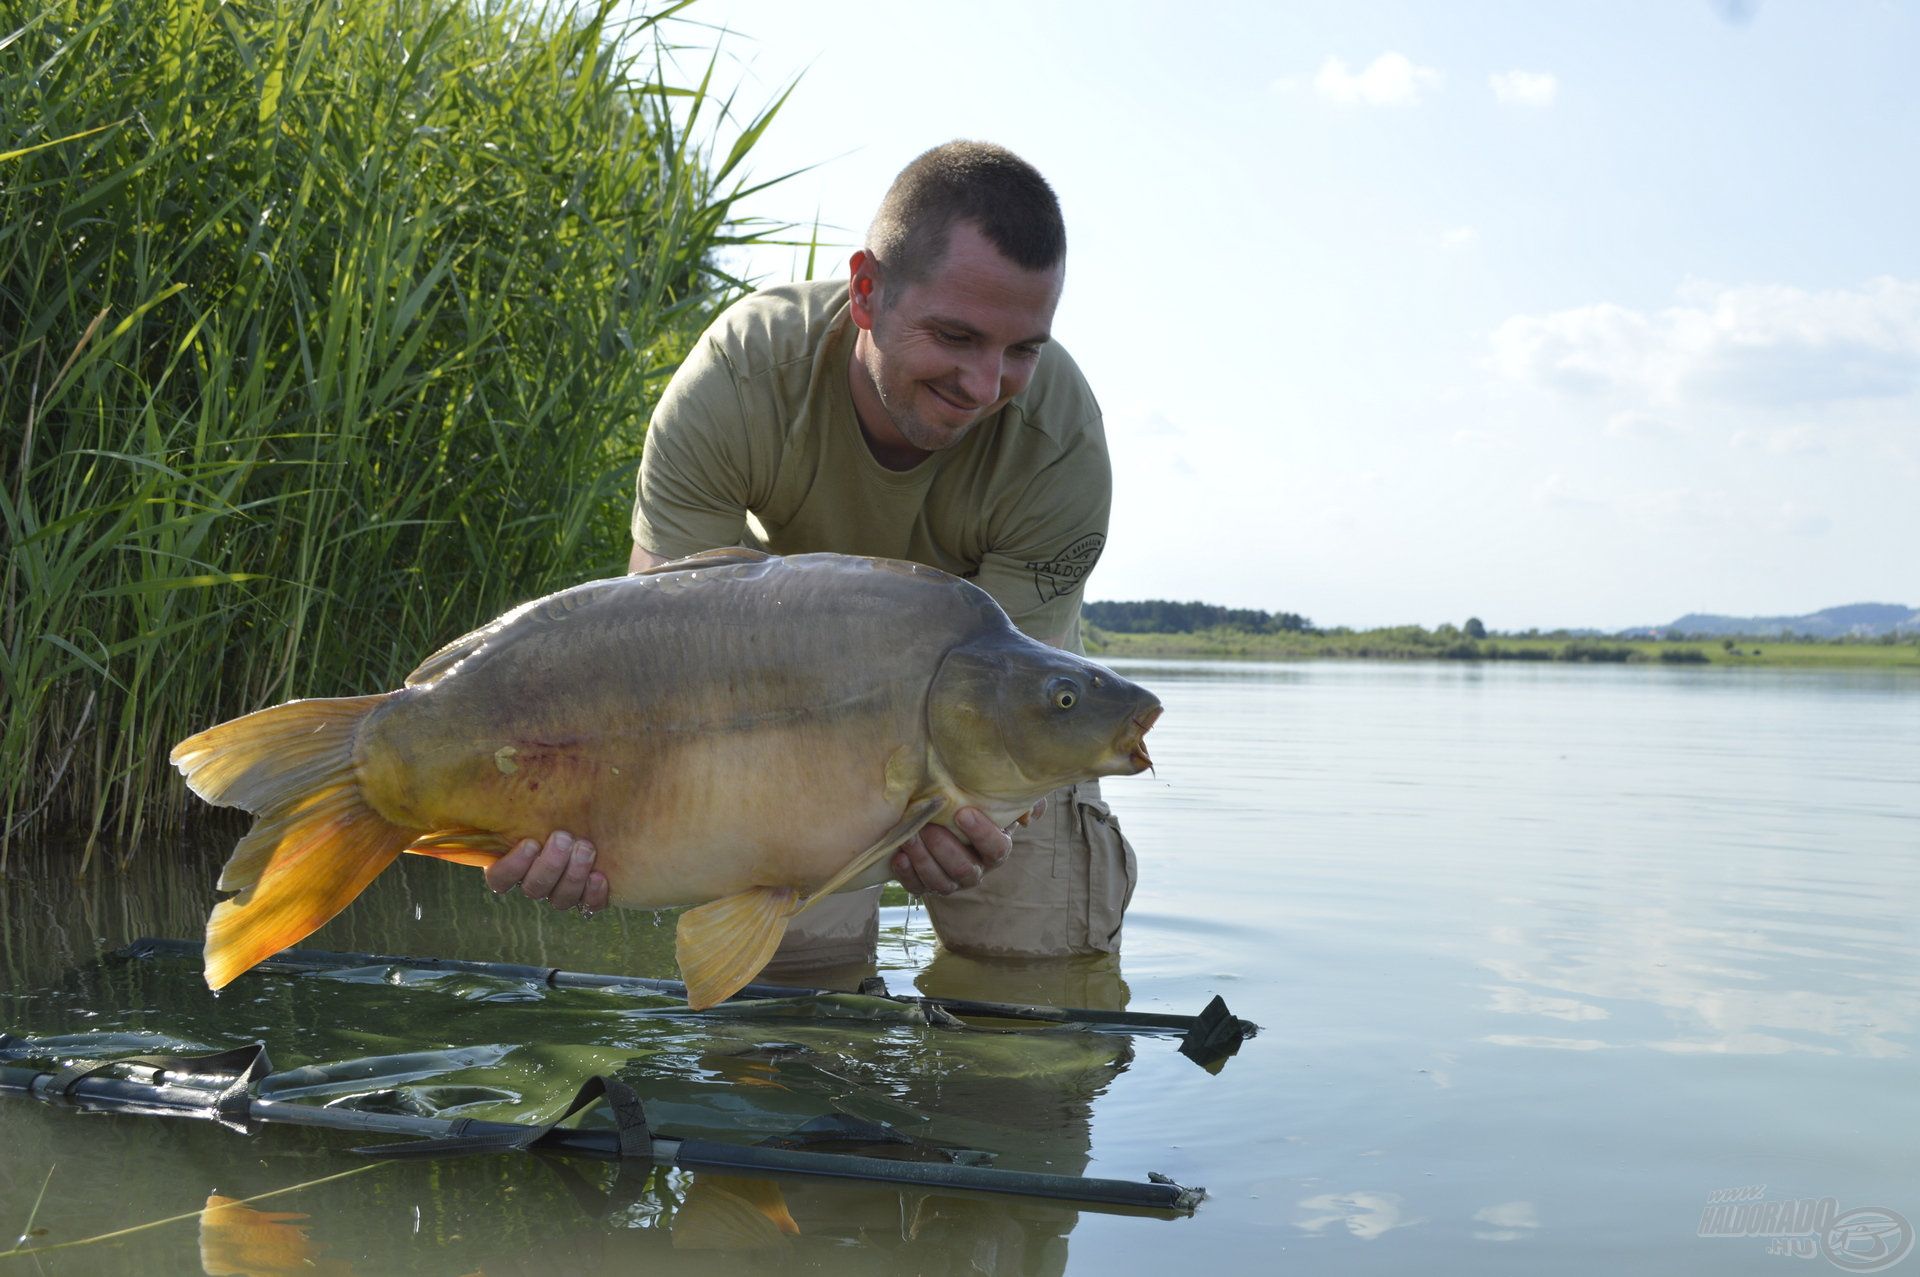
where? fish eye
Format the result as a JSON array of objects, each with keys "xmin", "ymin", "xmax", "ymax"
[{"xmin": 1048, "ymin": 677, "xmax": 1079, "ymax": 710}]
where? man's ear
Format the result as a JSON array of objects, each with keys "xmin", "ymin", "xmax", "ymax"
[{"xmin": 848, "ymin": 249, "xmax": 880, "ymax": 331}]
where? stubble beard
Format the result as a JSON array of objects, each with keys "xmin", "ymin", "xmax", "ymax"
[
  {"xmin": 855, "ymin": 322, "xmax": 981, "ymax": 457},
  {"xmin": 878, "ymin": 383, "xmax": 970, "ymax": 454}
]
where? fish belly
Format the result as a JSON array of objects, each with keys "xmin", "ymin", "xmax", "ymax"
[{"xmin": 587, "ymin": 726, "xmax": 918, "ymax": 908}]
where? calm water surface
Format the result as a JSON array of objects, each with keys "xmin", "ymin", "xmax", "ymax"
[{"xmin": 0, "ymin": 659, "xmax": 1915, "ymax": 1274}]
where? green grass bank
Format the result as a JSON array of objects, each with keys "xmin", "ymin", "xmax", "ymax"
[
  {"xmin": 1084, "ymin": 627, "xmax": 1920, "ymax": 669},
  {"xmin": 1, "ymin": 0, "xmax": 786, "ymax": 867}
]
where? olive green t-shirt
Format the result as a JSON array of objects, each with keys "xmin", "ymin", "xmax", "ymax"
[{"xmin": 632, "ymin": 280, "xmax": 1110, "ymax": 652}]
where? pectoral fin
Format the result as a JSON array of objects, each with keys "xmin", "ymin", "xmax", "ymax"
[
  {"xmin": 675, "ymin": 886, "xmax": 801, "ymax": 1010},
  {"xmin": 675, "ymin": 799, "xmax": 943, "ymax": 1010},
  {"xmin": 794, "ymin": 797, "xmax": 943, "ymax": 915},
  {"xmin": 401, "ymin": 828, "xmax": 512, "ymax": 869}
]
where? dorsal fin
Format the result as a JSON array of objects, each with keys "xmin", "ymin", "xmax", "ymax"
[
  {"xmin": 633, "ymin": 546, "xmax": 773, "ymax": 576},
  {"xmin": 405, "ymin": 622, "xmax": 497, "ymax": 688}
]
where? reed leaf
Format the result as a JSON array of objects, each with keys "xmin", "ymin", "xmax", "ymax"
[{"xmin": 0, "ymin": 0, "xmax": 790, "ymax": 867}]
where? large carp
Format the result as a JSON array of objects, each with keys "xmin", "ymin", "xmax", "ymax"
[{"xmin": 172, "ymin": 549, "xmax": 1161, "ymax": 1008}]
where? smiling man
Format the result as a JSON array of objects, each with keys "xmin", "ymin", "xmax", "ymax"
[{"xmin": 491, "ymin": 141, "xmax": 1135, "ymax": 972}]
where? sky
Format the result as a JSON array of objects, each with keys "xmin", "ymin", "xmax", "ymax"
[{"xmin": 634, "ymin": 0, "xmax": 1917, "ymax": 631}]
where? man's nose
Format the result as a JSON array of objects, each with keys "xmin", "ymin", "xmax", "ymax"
[{"xmin": 956, "ymin": 349, "xmax": 1004, "ymax": 406}]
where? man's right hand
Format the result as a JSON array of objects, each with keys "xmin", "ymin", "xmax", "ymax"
[
  {"xmin": 891, "ymin": 799, "xmax": 1044, "ymax": 896},
  {"xmin": 486, "ymin": 830, "xmax": 610, "ymax": 913}
]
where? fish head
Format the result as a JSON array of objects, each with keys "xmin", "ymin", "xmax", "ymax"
[{"xmin": 928, "ymin": 634, "xmax": 1162, "ymax": 802}]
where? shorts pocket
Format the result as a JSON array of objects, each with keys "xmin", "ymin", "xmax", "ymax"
[{"xmin": 1074, "ymin": 786, "xmax": 1137, "ymax": 952}]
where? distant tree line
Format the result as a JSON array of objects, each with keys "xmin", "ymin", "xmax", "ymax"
[
  {"xmin": 1655, "ymin": 628, "xmax": 1917, "ymax": 645},
  {"xmin": 1085, "ymin": 602, "xmax": 1918, "ymax": 657},
  {"xmin": 1082, "ymin": 599, "xmax": 1314, "ymax": 634}
]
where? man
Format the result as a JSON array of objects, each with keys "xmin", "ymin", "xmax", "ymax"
[{"xmin": 486, "ymin": 140, "xmax": 1136, "ymax": 970}]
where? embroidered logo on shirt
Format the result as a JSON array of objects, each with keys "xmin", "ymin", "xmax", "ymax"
[{"xmin": 1026, "ymin": 534, "xmax": 1105, "ymax": 604}]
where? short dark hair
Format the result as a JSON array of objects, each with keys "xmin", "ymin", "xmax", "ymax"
[{"xmin": 866, "ymin": 141, "xmax": 1066, "ymax": 287}]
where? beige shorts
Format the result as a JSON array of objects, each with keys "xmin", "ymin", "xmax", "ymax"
[{"xmin": 761, "ymin": 779, "xmax": 1138, "ymax": 973}]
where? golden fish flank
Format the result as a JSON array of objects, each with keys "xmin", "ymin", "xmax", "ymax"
[{"xmin": 170, "ymin": 549, "xmax": 1162, "ymax": 1009}]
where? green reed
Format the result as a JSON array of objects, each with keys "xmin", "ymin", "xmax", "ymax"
[{"xmin": 0, "ymin": 0, "xmax": 792, "ymax": 869}]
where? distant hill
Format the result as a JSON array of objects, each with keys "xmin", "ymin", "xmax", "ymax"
[{"xmin": 1626, "ymin": 603, "xmax": 1920, "ymax": 640}]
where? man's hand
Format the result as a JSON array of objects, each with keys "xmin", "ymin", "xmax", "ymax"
[
  {"xmin": 485, "ymin": 830, "xmax": 610, "ymax": 913},
  {"xmin": 891, "ymin": 799, "xmax": 1045, "ymax": 896},
  {"xmin": 485, "ymin": 800, "xmax": 1043, "ymax": 910}
]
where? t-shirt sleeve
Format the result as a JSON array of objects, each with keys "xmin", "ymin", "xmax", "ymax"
[
  {"xmin": 969, "ymin": 427, "xmax": 1112, "ymax": 652},
  {"xmin": 631, "ymin": 336, "xmax": 755, "ymax": 559}
]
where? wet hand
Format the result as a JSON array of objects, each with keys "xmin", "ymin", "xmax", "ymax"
[
  {"xmin": 485, "ymin": 830, "xmax": 609, "ymax": 914},
  {"xmin": 891, "ymin": 798, "xmax": 1044, "ymax": 896}
]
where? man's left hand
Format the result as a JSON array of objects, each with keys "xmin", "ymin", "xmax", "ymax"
[{"xmin": 891, "ymin": 799, "xmax": 1045, "ymax": 896}]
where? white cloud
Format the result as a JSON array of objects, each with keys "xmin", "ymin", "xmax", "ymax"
[
  {"xmin": 1770, "ymin": 501, "xmax": 1832, "ymax": 537},
  {"xmin": 1630, "ymin": 486, "xmax": 1734, "ymax": 527},
  {"xmin": 1729, "ymin": 425, "xmax": 1824, "ymax": 455},
  {"xmin": 1314, "ymin": 53, "xmax": 1442, "ymax": 106},
  {"xmin": 1605, "ymin": 410, "xmax": 1682, "ymax": 440},
  {"xmin": 1492, "ymin": 301, "xmax": 1662, "ymax": 396},
  {"xmin": 1490, "ymin": 277, "xmax": 1920, "ymax": 407},
  {"xmin": 1450, "ymin": 428, "xmax": 1495, "ymax": 449},
  {"xmin": 1532, "ymin": 471, "xmax": 1599, "ymax": 508},
  {"xmin": 1439, "ymin": 225, "xmax": 1478, "ymax": 250},
  {"xmin": 1113, "ymin": 407, "xmax": 1183, "ymax": 438},
  {"xmin": 1489, "ymin": 70, "xmax": 1558, "ymax": 106}
]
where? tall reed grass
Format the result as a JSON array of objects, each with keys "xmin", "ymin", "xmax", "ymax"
[{"xmin": 1, "ymin": 0, "xmax": 790, "ymax": 869}]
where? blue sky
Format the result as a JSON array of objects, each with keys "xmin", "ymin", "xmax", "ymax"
[{"xmin": 642, "ymin": 1, "xmax": 1917, "ymax": 630}]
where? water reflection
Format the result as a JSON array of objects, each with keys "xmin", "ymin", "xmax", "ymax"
[
  {"xmin": 914, "ymin": 948, "xmax": 1132, "ymax": 1013},
  {"xmin": 1484, "ymin": 986, "xmax": 1609, "ymax": 1023},
  {"xmin": 1471, "ymin": 1199, "xmax": 1543, "ymax": 1243},
  {"xmin": 670, "ymin": 1175, "xmax": 798, "ymax": 1251},
  {"xmin": 1476, "ymin": 890, "xmax": 1918, "ymax": 1057},
  {"xmin": 0, "ymin": 882, "xmax": 1147, "ymax": 1275},
  {"xmin": 199, "ymin": 1195, "xmax": 355, "ymax": 1277},
  {"xmin": 1294, "ymin": 1189, "xmax": 1427, "ymax": 1240}
]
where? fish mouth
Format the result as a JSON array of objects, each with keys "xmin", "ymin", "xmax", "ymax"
[{"xmin": 1123, "ymin": 703, "xmax": 1162, "ymax": 774}]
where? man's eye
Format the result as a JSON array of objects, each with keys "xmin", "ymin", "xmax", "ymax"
[
  {"xmin": 936, "ymin": 330, "xmax": 969, "ymax": 345},
  {"xmin": 1014, "ymin": 345, "xmax": 1042, "ymax": 359}
]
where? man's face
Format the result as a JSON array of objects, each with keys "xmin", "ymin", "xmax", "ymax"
[{"xmin": 849, "ymin": 221, "xmax": 1065, "ymax": 466}]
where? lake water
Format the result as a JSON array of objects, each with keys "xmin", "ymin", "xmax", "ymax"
[{"xmin": 1, "ymin": 658, "xmax": 1916, "ymax": 1274}]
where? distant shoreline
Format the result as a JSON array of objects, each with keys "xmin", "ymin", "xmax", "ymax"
[{"xmin": 1083, "ymin": 628, "xmax": 1920, "ymax": 670}]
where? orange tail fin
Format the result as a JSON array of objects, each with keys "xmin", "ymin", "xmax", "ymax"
[
  {"xmin": 199, "ymin": 1194, "xmax": 355, "ymax": 1277},
  {"xmin": 171, "ymin": 695, "xmax": 412, "ymax": 989}
]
